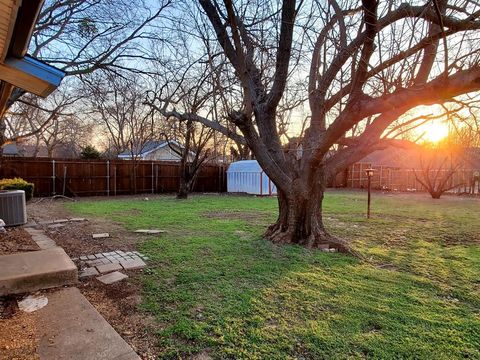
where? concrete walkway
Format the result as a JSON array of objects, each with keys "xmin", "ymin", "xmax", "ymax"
[{"xmin": 37, "ymin": 287, "xmax": 140, "ymax": 360}]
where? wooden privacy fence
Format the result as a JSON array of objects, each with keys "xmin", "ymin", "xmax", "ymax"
[
  {"xmin": 334, "ymin": 162, "xmax": 480, "ymax": 194},
  {"xmin": 0, "ymin": 157, "xmax": 226, "ymax": 197}
]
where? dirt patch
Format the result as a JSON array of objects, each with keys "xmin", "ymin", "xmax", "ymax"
[
  {"xmin": 27, "ymin": 201, "xmax": 144, "ymax": 258},
  {"xmin": 202, "ymin": 210, "xmax": 272, "ymax": 224},
  {"xmin": 442, "ymin": 233, "xmax": 480, "ymax": 246},
  {"xmin": 78, "ymin": 277, "xmax": 159, "ymax": 360},
  {"xmin": 0, "ymin": 228, "xmax": 39, "ymax": 255},
  {"xmin": 0, "ymin": 297, "xmax": 39, "ymax": 360}
]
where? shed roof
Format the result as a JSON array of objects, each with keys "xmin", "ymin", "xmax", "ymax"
[{"xmin": 227, "ymin": 160, "xmax": 264, "ymax": 173}]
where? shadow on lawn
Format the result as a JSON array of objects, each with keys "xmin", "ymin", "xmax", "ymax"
[{"xmin": 140, "ymin": 229, "xmax": 480, "ymax": 359}]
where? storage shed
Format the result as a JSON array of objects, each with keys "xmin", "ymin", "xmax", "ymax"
[{"xmin": 227, "ymin": 160, "xmax": 277, "ymax": 195}]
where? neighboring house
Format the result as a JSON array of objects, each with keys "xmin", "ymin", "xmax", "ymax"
[
  {"xmin": 359, "ymin": 146, "xmax": 480, "ymax": 170},
  {"xmin": 1, "ymin": 142, "xmax": 18, "ymax": 156},
  {"xmin": 118, "ymin": 140, "xmax": 195, "ymax": 162},
  {"xmin": 1, "ymin": 141, "xmax": 78, "ymax": 158},
  {"xmin": 359, "ymin": 147, "xmax": 420, "ymax": 169}
]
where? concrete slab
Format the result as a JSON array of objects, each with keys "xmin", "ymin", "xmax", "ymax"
[
  {"xmin": 31, "ymin": 234, "xmax": 57, "ymax": 249},
  {"xmin": 96, "ymin": 271, "xmax": 128, "ymax": 284},
  {"xmin": 92, "ymin": 233, "xmax": 109, "ymax": 239},
  {"xmin": 37, "ymin": 287, "xmax": 140, "ymax": 360},
  {"xmin": 96, "ymin": 262, "xmax": 122, "ymax": 274},
  {"xmin": 38, "ymin": 220, "xmax": 55, "ymax": 225},
  {"xmin": 69, "ymin": 218, "xmax": 87, "ymax": 222},
  {"xmin": 24, "ymin": 228, "xmax": 44, "ymax": 235},
  {"xmin": 48, "ymin": 223, "xmax": 66, "ymax": 229},
  {"xmin": 53, "ymin": 219, "xmax": 69, "ymax": 223},
  {"xmin": 120, "ymin": 259, "xmax": 147, "ymax": 270},
  {"xmin": 0, "ymin": 248, "xmax": 78, "ymax": 296},
  {"xmin": 134, "ymin": 229, "xmax": 167, "ymax": 234},
  {"xmin": 79, "ymin": 267, "xmax": 99, "ymax": 278}
]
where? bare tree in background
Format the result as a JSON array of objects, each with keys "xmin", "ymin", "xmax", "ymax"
[
  {"xmin": 3, "ymin": 91, "xmax": 85, "ymax": 156},
  {"xmin": 86, "ymin": 73, "xmax": 156, "ymax": 193},
  {"xmin": 1, "ymin": 0, "xmax": 172, "ymax": 148},
  {"xmin": 414, "ymin": 146, "xmax": 464, "ymax": 199},
  {"xmin": 158, "ymin": 0, "xmax": 480, "ymax": 252},
  {"xmin": 163, "ymin": 120, "xmax": 214, "ymax": 199}
]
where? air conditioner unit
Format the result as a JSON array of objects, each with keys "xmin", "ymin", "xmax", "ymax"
[{"xmin": 0, "ymin": 190, "xmax": 27, "ymax": 226}]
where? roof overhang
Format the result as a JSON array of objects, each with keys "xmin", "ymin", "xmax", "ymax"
[
  {"xmin": 0, "ymin": 55, "xmax": 64, "ymax": 97},
  {"xmin": 0, "ymin": 0, "xmax": 65, "ymax": 116}
]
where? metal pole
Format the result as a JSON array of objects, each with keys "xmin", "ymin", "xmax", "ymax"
[
  {"xmin": 367, "ymin": 175, "xmax": 371, "ymax": 219},
  {"xmin": 260, "ymin": 171, "xmax": 263, "ymax": 195},
  {"xmin": 155, "ymin": 164, "xmax": 159, "ymax": 193},
  {"xmin": 106, "ymin": 160, "xmax": 110, "ymax": 196},
  {"xmin": 151, "ymin": 162, "xmax": 154, "ymax": 194},
  {"xmin": 114, "ymin": 166, "xmax": 117, "ymax": 196},
  {"xmin": 52, "ymin": 159, "xmax": 56, "ymax": 195},
  {"xmin": 62, "ymin": 165, "xmax": 67, "ymax": 196}
]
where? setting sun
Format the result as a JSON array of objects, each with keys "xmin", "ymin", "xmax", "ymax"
[{"xmin": 419, "ymin": 121, "xmax": 450, "ymax": 143}]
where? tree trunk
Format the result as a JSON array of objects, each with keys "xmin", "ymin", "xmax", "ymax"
[
  {"xmin": 264, "ymin": 177, "xmax": 350, "ymax": 253},
  {"xmin": 177, "ymin": 176, "xmax": 189, "ymax": 199}
]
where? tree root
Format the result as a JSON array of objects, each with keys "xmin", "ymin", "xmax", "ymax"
[{"xmin": 264, "ymin": 223, "xmax": 363, "ymax": 258}]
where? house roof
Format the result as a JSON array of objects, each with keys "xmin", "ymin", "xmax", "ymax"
[
  {"xmin": 360, "ymin": 146, "xmax": 480, "ymax": 170},
  {"xmin": 1, "ymin": 142, "xmax": 18, "ymax": 155},
  {"xmin": 118, "ymin": 140, "xmax": 186, "ymax": 158},
  {"xmin": 360, "ymin": 147, "xmax": 421, "ymax": 168},
  {"xmin": 0, "ymin": 0, "xmax": 65, "ymax": 116}
]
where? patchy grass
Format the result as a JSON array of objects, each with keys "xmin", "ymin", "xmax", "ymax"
[{"xmin": 66, "ymin": 191, "xmax": 480, "ymax": 359}]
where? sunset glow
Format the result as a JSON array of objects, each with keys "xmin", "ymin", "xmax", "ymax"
[{"xmin": 418, "ymin": 121, "xmax": 450, "ymax": 143}]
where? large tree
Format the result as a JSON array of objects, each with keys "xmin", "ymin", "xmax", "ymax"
[{"xmin": 160, "ymin": 0, "xmax": 480, "ymax": 252}]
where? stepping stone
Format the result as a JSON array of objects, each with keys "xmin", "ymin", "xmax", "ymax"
[
  {"xmin": 18, "ymin": 294, "xmax": 49, "ymax": 313},
  {"xmin": 24, "ymin": 228, "xmax": 44, "ymax": 235},
  {"xmin": 53, "ymin": 219, "xmax": 69, "ymax": 224},
  {"xmin": 87, "ymin": 259, "xmax": 104, "ymax": 267},
  {"xmin": 48, "ymin": 223, "xmax": 65, "ymax": 229},
  {"xmin": 92, "ymin": 233, "xmax": 109, "ymax": 239},
  {"xmin": 134, "ymin": 229, "xmax": 167, "ymax": 234},
  {"xmin": 36, "ymin": 287, "xmax": 140, "ymax": 359},
  {"xmin": 0, "ymin": 248, "xmax": 78, "ymax": 296},
  {"xmin": 96, "ymin": 271, "xmax": 128, "ymax": 285},
  {"xmin": 79, "ymin": 267, "xmax": 99, "ymax": 278},
  {"xmin": 96, "ymin": 262, "xmax": 122, "ymax": 274},
  {"xmin": 38, "ymin": 220, "xmax": 55, "ymax": 225},
  {"xmin": 120, "ymin": 258, "xmax": 147, "ymax": 270},
  {"xmin": 31, "ymin": 234, "xmax": 57, "ymax": 249},
  {"xmin": 69, "ymin": 218, "xmax": 86, "ymax": 222}
]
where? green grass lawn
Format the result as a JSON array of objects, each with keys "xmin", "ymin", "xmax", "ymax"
[{"xmin": 66, "ymin": 191, "xmax": 480, "ymax": 359}]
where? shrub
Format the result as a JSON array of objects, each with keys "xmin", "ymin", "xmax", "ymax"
[
  {"xmin": 80, "ymin": 145, "xmax": 101, "ymax": 159},
  {"xmin": 0, "ymin": 178, "xmax": 34, "ymax": 200}
]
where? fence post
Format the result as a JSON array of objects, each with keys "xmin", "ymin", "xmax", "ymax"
[
  {"xmin": 114, "ymin": 165, "xmax": 117, "ymax": 196},
  {"xmin": 106, "ymin": 160, "xmax": 110, "ymax": 196},
  {"xmin": 62, "ymin": 165, "xmax": 67, "ymax": 196},
  {"xmin": 52, "ymin": 159, "xmax": 56, "ymax": 195},
  {"xmin": 155, "ymin": 164, "xmax": 159, "ymax": 193}
]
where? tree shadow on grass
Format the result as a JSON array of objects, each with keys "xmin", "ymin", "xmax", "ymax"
[{"xmin": 139, "ymin": 227, "xmax": 480, "ymax": 359}]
